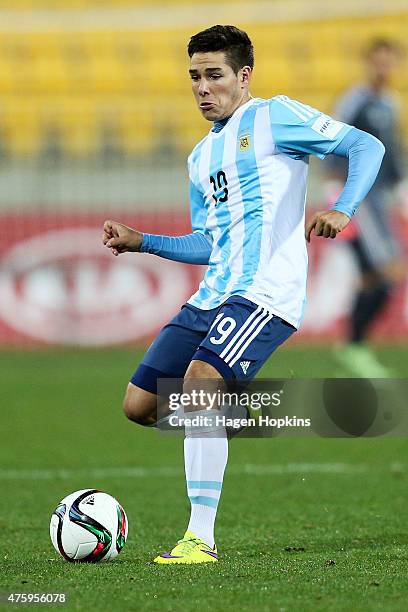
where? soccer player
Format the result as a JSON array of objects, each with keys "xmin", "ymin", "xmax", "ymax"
[
  {"xmin": 327, "ymin": 38, "xmax": 404, "ymax": 376},
  {"xmin": 102, "ymin": 25, "xmax": 385, "ymax": 563}
]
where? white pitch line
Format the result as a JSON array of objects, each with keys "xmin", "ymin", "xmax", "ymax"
[{"xmin": 0, "ymin": 462, "xmax": 402, "ymax": 481}]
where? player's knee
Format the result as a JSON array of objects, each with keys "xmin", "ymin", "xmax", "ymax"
[{"xmin": 122, "ymin": 383, "xmax": 157, "ymax": 426}]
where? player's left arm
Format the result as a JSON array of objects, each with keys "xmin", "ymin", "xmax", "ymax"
[
  {"xmin": 305, "ymin": 127, "xmax": 385, "ymax": 242},
  {"xmin": 270, "ymin": 96, "xmax": 385, "ymax": 241}
]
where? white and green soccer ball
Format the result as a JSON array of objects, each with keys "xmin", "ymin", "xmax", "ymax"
[{"xmin": 50, "ymin": 489, "xmax": 128, "ymax": 562}]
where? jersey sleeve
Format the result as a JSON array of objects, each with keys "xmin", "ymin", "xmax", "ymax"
[
  {"xmin": 189, "ymin": 179, "xmax": 208, "ymax": 234},
  {"xmin": 269, "ymin": 95, "xmax": 353, "ymax": 160}
]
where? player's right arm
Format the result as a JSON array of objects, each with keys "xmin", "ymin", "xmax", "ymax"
[
  {"xmin": 103, "ymin": 220, "xmax": 143, "ymax": 256},
  {"xmin": 102, "ymin": 180, "xmax": 212, "ymax": 264}
]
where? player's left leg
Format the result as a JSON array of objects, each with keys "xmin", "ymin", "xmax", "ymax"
[
  {"xmin": 154, "ymin": 358, "xmax": 226, "ymax": 564},
  {"xmin": 154, "ymin": 296, "xmax": 296, "ymax": 564}
]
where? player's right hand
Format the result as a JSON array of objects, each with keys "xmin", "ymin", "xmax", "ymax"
[{"xmin": 102, "ymin": 220, "xmax": 144, "ymax": 256}]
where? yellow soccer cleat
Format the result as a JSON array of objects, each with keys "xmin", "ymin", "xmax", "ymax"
[{"xmin": 153, "ymin": 530, "xmax": 218, "ymax": 564}]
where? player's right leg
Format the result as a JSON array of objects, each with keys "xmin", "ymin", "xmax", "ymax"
[
  {"xmin": 122, "ymin": 303, "xmax": 209, "ymax": 426},
  {"xmin": 123, "ymin": 383, "xmax": 157, "ymax": 426}
]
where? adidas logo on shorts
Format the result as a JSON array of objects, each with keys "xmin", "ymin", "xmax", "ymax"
[{"xmin": 240, "ymin": 361, "xmax": 251, "ymax": 375}]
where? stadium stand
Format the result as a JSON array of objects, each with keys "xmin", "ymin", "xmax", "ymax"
[{"xmin": 0, "ymin": 8, "xmax": 406, "ymax": 159}]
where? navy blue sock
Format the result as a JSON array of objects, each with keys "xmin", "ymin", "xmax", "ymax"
[{"xmin": 350, "ymin": 282, "xmax": 391, "ymax": 343}]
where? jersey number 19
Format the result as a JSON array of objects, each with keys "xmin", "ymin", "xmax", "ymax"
[{"xmin": 210, "ymin": 171, "xmax": 228, "ymax": 205}]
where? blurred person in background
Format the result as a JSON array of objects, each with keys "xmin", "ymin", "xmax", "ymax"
[{"xmin": 328, "ymin": 38, "xmax": 405, "ymax": 377}]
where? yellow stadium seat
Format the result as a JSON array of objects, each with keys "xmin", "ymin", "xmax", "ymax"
[{"xmin": 0, "ymin": 10, "xmax": 406, "ymax": 156}]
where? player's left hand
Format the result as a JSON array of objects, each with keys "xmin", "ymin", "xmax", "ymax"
[{"xmin": 305, "ymin": 210, "xmax": 350, "ymax": 243}]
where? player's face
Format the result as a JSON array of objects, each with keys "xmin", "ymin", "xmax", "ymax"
[{"xmin": 189, "ymin": 51, "xmax": 251, "ymax": 121}]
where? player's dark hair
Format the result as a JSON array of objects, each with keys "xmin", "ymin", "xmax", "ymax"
[
  {"xmin": 365, "ymin": 37, "xmax": 402, "ymax": 57},
  {"xmin": 188, "ymin": 25, "xmax": 254, "ymax": 74}
]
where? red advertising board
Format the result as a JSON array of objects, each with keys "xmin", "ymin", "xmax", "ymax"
[{"xmin": 0, "ymin": 211, "xmax": 407, "ymax": 346}]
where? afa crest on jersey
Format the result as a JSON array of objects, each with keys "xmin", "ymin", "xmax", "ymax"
[{"xmin": 239, "ymin": 133, "xmax": 251, "ymax": 152}]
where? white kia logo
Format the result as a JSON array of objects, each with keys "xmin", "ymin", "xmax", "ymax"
[{"xmin": 0, "ymin": 228, "xmax": 191, "ymax": 345}]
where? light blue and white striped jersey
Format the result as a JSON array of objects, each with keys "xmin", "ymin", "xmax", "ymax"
[{"xmin": 187, "ymin": 96, "xmax": 351, "ymax": 327}]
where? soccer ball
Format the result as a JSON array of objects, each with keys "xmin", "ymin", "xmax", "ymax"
[{"xmin": 50, "ymin": 489, "xmax": 128, "ymax": 562}]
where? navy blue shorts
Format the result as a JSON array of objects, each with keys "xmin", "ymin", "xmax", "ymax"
[{"xmin": 131, "ymin": 296, "xmax": 296, "ymax": 393}]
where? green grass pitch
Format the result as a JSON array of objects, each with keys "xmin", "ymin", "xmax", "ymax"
[{"xmin": 0, "ymin": 345, "xmax": 407, "ymax": 611}]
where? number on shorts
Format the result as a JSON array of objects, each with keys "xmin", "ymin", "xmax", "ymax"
[{"xmin": 209, "ymin": 314, "xmax": 236, "ymax": 345}]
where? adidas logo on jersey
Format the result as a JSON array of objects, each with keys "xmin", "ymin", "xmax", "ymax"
[
  {"xmin": 84, "ymin": 495, "xmax": 95, "ymax": 505},
  {"xmin": 240, "ymin": 361, "xmax": 251, "ymax": 375}
]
